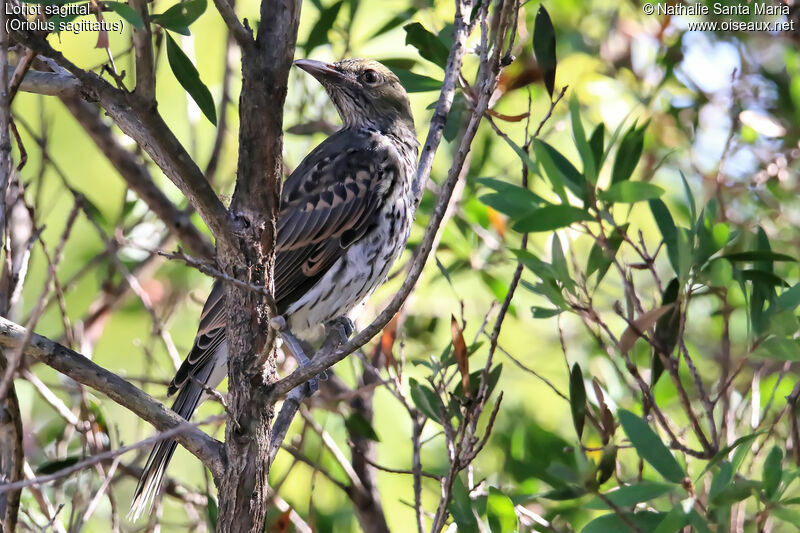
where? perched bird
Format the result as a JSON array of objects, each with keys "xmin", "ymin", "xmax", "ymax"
[{"xmin": 128, "ymin": 58, "xmax": 418, "ymax": 520}]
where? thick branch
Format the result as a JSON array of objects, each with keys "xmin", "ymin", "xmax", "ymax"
[
  {"xmin": 60, "ymin": 96, "xmax": 214, "ymax": 258},
  {"xmin": 5, "ymin": 67, "xmax": 79, "ymax": 97},
  {"xmin": 130, "ymin": 0, "xmax": 155, "ymax": 101},
  {"xmin": 0, "ymin": 317, "xmax": 225, "ymax": 479}
]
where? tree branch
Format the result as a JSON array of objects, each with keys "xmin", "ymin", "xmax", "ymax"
[
  {"xmin": 60, "ymin": 96, "xmax": 214, "ymax": 258},
  {"xmin": 212, "ymin": 0, "xmax": 252, "ymax": 48},
  {"xmin": 0, "ymin": 316, "xmax": 225, "ymax": 479},
  {"xmin": 130, "ymin": 0, "xmax": 155, "ymax": 101},
  {"xmin": 7, "ymin": 19, "xmax": 236, "ymax": 254}
]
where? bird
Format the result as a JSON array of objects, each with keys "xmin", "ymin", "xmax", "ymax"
[{"xmin": 128, "ymin": 58, "xmax": 418, "ymax": 520}]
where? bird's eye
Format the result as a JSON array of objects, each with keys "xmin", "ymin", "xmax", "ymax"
[{"xmin": 362, "ymin": 69, "xmax": 380, "ymax": 85}]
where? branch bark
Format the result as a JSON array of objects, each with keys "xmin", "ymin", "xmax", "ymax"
[
  {"xmin": 7, "ymin": 19, "xmax": 236, "ymax": 255},
  {"xmin": 214, "ymin": 0, "xmax": 301, "ymax": 531},
  {"xmin": 0, "ymin": 316, "xmax": 225, "ymax": 479},
  {"xmin": 59, "ymin": 95, "xmax": 214, "ymax": 258}
]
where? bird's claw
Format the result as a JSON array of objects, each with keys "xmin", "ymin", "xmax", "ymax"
[{"xmin": 325, "ymin": 316, "xmax": 355, "ymax": 345}]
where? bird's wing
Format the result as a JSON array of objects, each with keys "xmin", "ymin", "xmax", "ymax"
[
  {"xmin": 168, "ymin": 130, "xmax": 399, "ymax": 394},
  {"xmin": 168, "ymin": 280, "xmax": 226, "ymax": 395},
  {"xmin": 273, "ymin": 130, "xmax": 398, "ymax": 310}
]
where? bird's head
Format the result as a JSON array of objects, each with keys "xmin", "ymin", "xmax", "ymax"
[{"xmin": 295, "ymin": 58, "xmax": 415, "ymax": 136}]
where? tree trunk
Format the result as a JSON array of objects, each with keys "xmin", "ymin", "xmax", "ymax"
[{"xmin": 215, "ymin": 1, "xmax": 301, "ymax": 531}]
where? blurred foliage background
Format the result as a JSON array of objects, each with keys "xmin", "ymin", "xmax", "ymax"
[{"xmin": 7, "ymin": 0, "xmax": 800, "ymax": 530}]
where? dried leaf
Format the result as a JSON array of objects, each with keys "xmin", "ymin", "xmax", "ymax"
[
  {"xmin": 487, "ymin": 207, "xmax": 506, "ymax": 238},
  {"xmin": 451, "ymin": 315, "xmax": 470, "ymax": 397},
  {"xmin": 619, "ymin": 304, "xmax": 676, "ymax": 355}
]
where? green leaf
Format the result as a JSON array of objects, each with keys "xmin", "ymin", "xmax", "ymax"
[
  {"xmin": 709, "ymin": 461, "xmax": 733, "ymax": 502},
  {"xmin": 36, "ymin": 456, "xmax": 81, "ymax": 475},
  {"xmin": 453, "ymin": 364, "xmax": 502, "ymax": 399},
  {"xmin": 404, "ymin": 22, "xmax": 449, "ymax": 68},
  {"xmin": 409, "ymin": 378, "xmax": 444, "ymax": 424},
  {"xmin": 151, "ymin": 0, "xmax": 207, "ymax": 34},
  {"xmin": 722, "ymin": 251, "xmax": 797, "ymax": 263},
  {"xmin": 586, "ymin": 482, "xmax": 674, "ymax": 509},
  {"xmin": 165, "ymin": 32, "xmax": 217, "ymax": 125},
  {"xmin": 618, "ymin": 410, "xmax": 685, "ymax": 483},
  {"xmin": 512, "ymin": 204, "xmax": 592, "ymax": 233},
  {"xmin": 569, "ymin": 363, "xmax": 586, "ymax": 439},
  {"xmin": 487, "ymin": 487, "xmax": 517, "ymax": 533},
  {"xmin": 570, "ymin": 94, "xmax": 596, "ymax": 184},
  {"xmin": 533, "ymin": 139, "xmax": 586, "ymax": 203},
  {"xmin": 389, "ymin": 68, "xmax": 441, "ymax": 92},
  {"xmin": 305, "ymin": 0, "xmax": 344, "ymax": 53},
  {"xmin": 205, "ymin": 490, "xmax": 218, "ymax": 530},
  {"xmin": 582, "ymin": 512, "xmax": 665, "ymax": 533},
  {"xmin": 449, "ymin": 476, "xmax": 479, "ymax": 533},
  {"xmin": 611, "ymin": 122, "xmax": 647, "ymax": 184},
  {"xmin": 752, "ymin": 336, "xmax": 800, "ymax": 362},
  {"xmin": 698, "ymin": 432, "xmax": 764, "ymax": 479},
  {"xmin": 710, "ymin": 478, "xmax": 760, "ymax": 506},
  {"xmin": 772, "ymin": 282, "xmax": 800, "ymax": 313},
  {"xmin": 773, "ymin": 505, "xmax": 800, "ymax": 525},
  {"xmin": 512, "ymin": 249, "xmax": 558, "ymax": 282},
  {"xmin": 652, "ymin": 277, "xmax": 680, "ymax": 385},
  {"xmin": 589, "ymin": 123, "xmax": 605, "ymax": 169},
  {"xmin": 345, "ymin": 412, "xmax": 380, "ymax": 442},
  {"xmin": 649, "ymin": 199, "xmax": 679, "ymax": 274},
  {"xmin": 653, "ymin": 499, "xmax": 693, "ymax": 533},
  {"xmin": 551, "ymin": 234, "xmax": 572, "ymax": 289},
  {"xmin": 370, "ymin": 9, "xmax": 414, "ymax": 38},
  {"xmin": 477, "ymin": 177, "xmax": 543, "ymax": 218},
  {"xmin": 600, "ymin": 181, "xmax": 664, "ymax": 204},
  {"xmin": 680, "ymin": 171, "xmax": 696, "ymax": 223},
  {"xmin": 763, "ymin": 446, "xmax": 783, "ymax": 499},
  {"xmin": 532, "ymin": 5, "xmax": 556, "ymax": 98},
  {"xmin": 531, "ymin": 306, "xmax": 562, "ymax": 319},
  {"xmin": 586, "ymin": 224, "xmax": 627, "ymax": 283},
  {"xmin": 104, "ymin": 1, "xmax": 144, "ymax": 28}
]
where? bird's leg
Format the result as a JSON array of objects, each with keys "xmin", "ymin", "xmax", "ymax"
[{"xmin": 271, "ymin": 316, "xmax": 319, "ymax": 395}]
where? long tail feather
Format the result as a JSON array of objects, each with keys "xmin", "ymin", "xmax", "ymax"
[{"xmin": 127, "ymin": 367, "xmax": 211, "ymax": 521}]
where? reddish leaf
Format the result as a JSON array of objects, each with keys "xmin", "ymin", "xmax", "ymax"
[{"xmin": 451, "ymin": 315, "xmax": 470, "ymax": 397}]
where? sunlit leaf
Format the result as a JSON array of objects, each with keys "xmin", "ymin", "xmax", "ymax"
[
  {"xmin": 404, "ymin": 22, "xmax": 449, "ymax": 68},
  {"xmin": 165, "ymin": 32, "xmax": 217, "ymax": 125},
  {"xmin": 487, "ymin": 487, "xmax": 518, "ymax": 533},
  {"xmin": 618, "ymin": 409, "xmax": 685, "ymax": 483}
]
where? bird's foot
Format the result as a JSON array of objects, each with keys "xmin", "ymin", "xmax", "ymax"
[
  {"xmin": 273, "ymin": 316, "xmax": 321, "ymax": 396},
  {"xmin": 324, "ymin": 316, "xmax": 355, "ymax": 346}
]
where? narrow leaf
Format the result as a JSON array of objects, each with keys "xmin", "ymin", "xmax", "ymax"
[
  {"xmin": 611, "ymin": 122, "xmax": 646, "ymax": 184},
  {"xmin": 305, "ymin": 0, "xmax": 344, "ymax": 54},
  {"xmin": 165, "ymin": 33, "xmax": 217, "ymax": 125},
  {"xmin": 404, "ymin": 22, "xmax": 449, "ymax": 68},
  {"xmin": 512, "ymin": 205, "xmax": 592, "ymax": 233},
  {"xmin": 569, "ymin": 363, "xmax": 586, "ymax": 439},
  {"xmin": 532, "ymin": 5, "xmax": 556, "ymax": 98},
  {"xmin": 618, "ymin": 409, "xmax": 685, "ymax": 483},
  {"xmin": 151, "ymin": 0, "xmax": 206, "ymax": 34},
  {"xmin": 104, "ymin": 1, "xmax": 144, "ymax": 28},
  {"xmin": 600, "ymin": 181, "xmax": 664, "ymax": 204}
]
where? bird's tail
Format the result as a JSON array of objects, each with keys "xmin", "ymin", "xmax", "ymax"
[{"xmin": 127, "ymin": 371, "xmax": 209, "ymax": 522}]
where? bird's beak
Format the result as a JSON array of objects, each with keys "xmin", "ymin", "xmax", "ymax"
[{"xmin": 294, "ymin": 59, "xmax": 347, "ymax": 84}]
